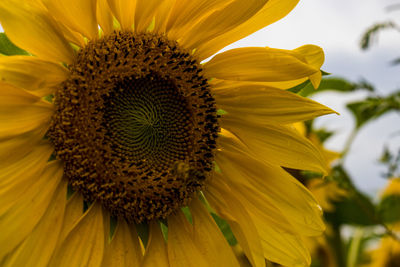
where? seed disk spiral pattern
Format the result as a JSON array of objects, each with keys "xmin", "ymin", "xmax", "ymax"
[{"xmin": 48, "ymin": 32, "xmax": 219, "ymax": 223}]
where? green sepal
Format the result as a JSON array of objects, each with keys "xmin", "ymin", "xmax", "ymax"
[
  {"xmin": 210, "ymin": 212, "xmax": 238, "ymax": 246},
  {"xmin": 286, "ymin": 80, "xmax": 311, "ymax": 94},
  {"xmin": 109, "ymin": 216, "xmax": 118, "ymax": 239},
  {"xmin": 136, "ymin": 222, "xmax": 150, "ymax": 247},
  {"xmin": 0, "ymin": 33, "xmax": 30, "ymax": 56},
  {"xmin": 296, "ymin": 77, "xmax": 374, "ymax": 97}
]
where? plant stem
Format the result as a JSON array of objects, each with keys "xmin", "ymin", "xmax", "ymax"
[
  {"xmin": 330, "ymin": 223, "xmax": 346, "ymax": 267},
  {"xmin": 340, "ymin": 128, "xmax": 359, "ymax": 163}
]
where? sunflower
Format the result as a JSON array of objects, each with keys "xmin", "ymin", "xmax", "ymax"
[{"xmin": 0, "ymin": 0, "xmax": 335, "ymax": 266}]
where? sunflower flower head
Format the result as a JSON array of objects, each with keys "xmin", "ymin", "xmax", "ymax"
[
  {"xmin": 0, "ymin": 0, "xmax": 335, "ymax": 266},
  {"xmin": 47, "ymin": 31, "xmax": 219, "ymax": 223}
]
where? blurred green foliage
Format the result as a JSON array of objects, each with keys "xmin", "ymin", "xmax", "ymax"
[
  {"xmin": 360, "ymin": 21, "xmax": 398, "ymax": 50},
  {"xmin": 347, "ymin": 92, "xmax": 400, "ymax": 128}
]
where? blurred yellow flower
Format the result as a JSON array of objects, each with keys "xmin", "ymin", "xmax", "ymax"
[
  {"xmin": 368, "ymin": 235, "xmax": 400, "ymax": 267},
  {"xmin": 365, "ymin": 178, "xmax": 400, "ymax": 267},
  {"xmin": 381, "ymin": 178, "xmax": 400, "ymax": 198},
  {"xmin": 0, "ymin": 0, "xmax": 334, "ymax": 266}
]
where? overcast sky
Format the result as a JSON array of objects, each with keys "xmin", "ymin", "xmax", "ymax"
[{"xmin": 1, "ymin": 0, "xmax": 399, "ymax": 195}]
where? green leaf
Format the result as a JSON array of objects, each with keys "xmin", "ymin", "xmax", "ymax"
[
  {"xmin": 391, "ymin": 57, "xmax": 400, "ymax": 66},
  {"xmin": 378, "ymin": 195, "xmax": 400, "ymax": 223},
  {"xmin": 313, "ymin": 128, "xmax": 335, "ymax": 143},
  {"xmin": 326, "ymin": 193, "xmax": 378, "ymax": 226},
  {"xmin": 293, "ymin": 77, "xmax": 374, "ymax": 97},
  {"xmin": 0, "ymin": 33, "xmax": 29, "ymax": 56},
  {"xmin": 327, "ymin": 165, "xmax": 353, "ymax": 190},
  {"xmin": 380, "ymin": 149, "xmax": 400, "ymax": 178},
  {"xmin": 325, "ymin": 166, "xmax": 378, "ymax": 226},
  {"xmin": 379, "ymin": 146, "xmax": 393, "ymax": 163},
  {"xmin": 347, "ymin": 91, "xmax": 400, "ymax": 128},
  {"xmin": 360, "ymin": 21, "xmax": 397, "ymax": 50}
]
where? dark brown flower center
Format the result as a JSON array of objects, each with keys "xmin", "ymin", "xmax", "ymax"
[
  {"xmin": 48, "ymin": 32, "xmax": 219, "ymax": 223},
  {"xmin": 386, "ymin": 251, "xmax": 400, "ymax": 267}
]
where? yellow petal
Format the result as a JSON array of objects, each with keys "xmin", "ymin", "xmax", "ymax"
[
  {"xmin": 1, "ymin": 180, "xmax": 67, "ymax": 267},
  {"xmin": 168, "ymin": 210, "xmax": 209, "ymax": 267},
  {"xmin": 55, "ymin": 19, "xmax": 87, "ymax": 48},
  {"xmin": 307, "ymin": 179, "xmax": 347, "ymax": 212},
  {"xmin": 204, "ymin": 47, "xmax": 319, "ymax": 83},
  {"xmin": 293, "ymin": 122, "xmax": 307, "ymax": 136},
  {"xmin": 142, "ymin": 221, "xmax": 169, "ymax": 267},
  {"xmin": 196, "ymin": 0, "xmax": 300, "ymax": 60},
  {"xmin": 42, "ymin": 0, "xmax": 98, "ymax": 39},
  {"xmin": 178, "ymin": 0, "xmax": 267, "ymax": 50},
  {"xmin": 240, "ymin": 45, "xmax": 325, "ymax": 89},
  {"xmin": 166, "ymin": 0, "xmax": 234, "ymax": 41},
  {"xmin": 107, "ymin": 0, "xmax": 136, "ymax": 30},
  {"xmin": 293, "ymin": 45, "xmax": 325, "ymax": 88},
  {"xmin": 190, "ymin": 198, "xmax": 240, "ymax": 267},
  {"xmin": 135, "ymin": 0, "xmax": 162, "ymax": 33},
  {"xmin": 293, "ymin": 45, "xmax": 325, "ymax": 70},
  {"xmin": 216, "ymin": 151, "xmax": 325, "ymax": 235},
  {"xmin": 153, "ymin": 0, "xmax": 176, "ymax": 34},
  {"xmin": 58, "ymin": 192, "xmax": 84, "ymax": 243},
  {"xmin": 0, "ymin": 126, "xmax": 47, "ymax": 167},
  {"xmin": 251, "ymin": 79, "xmax": 310, "ymax": 90},
  {"xmin": 232, "ymin": 245, "xmax": 253, "ymax": 267},
  {"xmin": 0, "ymin": 81, "xmax": 41, "ymax": 104},
  {"xmin": 382, "ymin": 178, "xmax": 400, "ymax": 198},
  {"xmin": 0, "ymin": 1, "xmax": 74, "ymax": 63},
  {"xmin": 254, "ymin": 216, "xmax": 311, "ymax": 267},
  {"xmin": 309, "ymin": 133, "xmax": 340, "ymax": 165},
  {"xmin": 214, "ymin": 81, "xmax": 336, "ymax": 124},
  {"xmin": 102, "ymin": 219, "xmax": 143, "ymax": 267},
  {"xmin": 49, "ymin": 203, "xmax": 105, "ymax": 267},
  {"xmin": 219, "ymin": 117, "xmax": 328, "ymax": 174},
  {"xmin": 0, "ymin": 83, "xmax": 54, "ymax": 139},
  {"xmin": 0, "ymin": 56, "xmax": 69, "ymax": 96},
  {"xmin": 206, "ymin": 173, "xmax": 310, "ymax": 266},
  {"xmin": 0, "ymin": 142, "xmax": 54, "ymax": 215},
  {"xmin": 0, "ymin": 160, "xmax": 63, "ymax": 261},
  {"xmin": 97, "ymin": 0, "xmax": 115, "ymax": 35},
  {"xmin": 208, "ymin": 173, "xmax": 312, "ymax": 266},
  {"xmin": 205, "ymin": 177, "xmax": 265, "ymax": 267}
]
